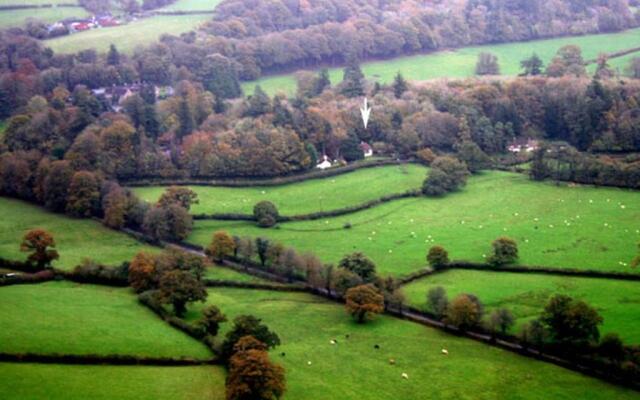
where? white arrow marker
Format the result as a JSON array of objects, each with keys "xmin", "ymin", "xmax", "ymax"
[{"xmin": 360, "ymin": 97, "xmax": 372, "ymax": 129}]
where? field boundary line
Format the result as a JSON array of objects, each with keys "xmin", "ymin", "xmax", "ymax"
[{"xmin": 0, "ymin": 352, "xmax": 220, "ymax": 366}]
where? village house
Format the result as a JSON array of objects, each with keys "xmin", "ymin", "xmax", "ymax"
[
  {"xmin": 316, "ymin": 155, "xmax": 333, "ymax": 170},
  {"xmin": 508, "ymin": 138, "xmax": 539, "ymax": 153},
  {"xmin": 92, "ymin": 84, "xmax": 175, "ymax": 112}
]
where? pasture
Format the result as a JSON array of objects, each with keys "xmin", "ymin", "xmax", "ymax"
[
  {"xmin": 0, "ymin": 363, "xmax": 225, "ymax": 400},
  {"xmin": 0, "ymin": 281, "xmax": 213, "ymax": 359},
  {"xmin": 0, "ymin": 5, "xmax": 87, "ymax": 29},
  {"xmin": 45, "ymin": 14, "xmax": 210, "ymax": 54},
  {"xmin": 188, "ymin": 171, "xmax": 640, "ymax": 277},
  {"xmin": 183, "ymin": 287, "xmax": 638, "ymax": 400},
  {"xmin": 0, "ymin": 197, "xmax": 157, "ymax": 270},
  {"xmin": 242, "ymin": 28, "xmax": 640, "ymax": 96},
  {"xmin": 160, "ymin": 0, "xmax": 222, "ymax": 11},
  {"xmin": 403, "ymin": 270, "xmax": 640, "ymax": 344},
  {"xmin": 133, "ymin": 164, "xmax": 426, "ymax": 216},
  {"xmin": 204, "ymin": 264, "xmax": 272, "ymax": 283}
]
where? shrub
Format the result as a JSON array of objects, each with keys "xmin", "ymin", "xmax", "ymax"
[
  {"xmin": 488, "ymin": 237, "xmax": 518, "ymax": 266},
  {"xmin": 427, "ymin": 246, "xmax": 449, "ymax": 269},
  {"xmin": 487, "ymin": 308, "xmax": 515, "ymax": 335},
  {"xmin": 254, "ymin": 201, "xmax": 279, "ymax": 228},
  {"xmin": 198, "ymin": 305, "xmax": 228, "ymax": 337},
  {"xmin": 422, "ymin": 157, "xmax": 470, "ymax": 196}
]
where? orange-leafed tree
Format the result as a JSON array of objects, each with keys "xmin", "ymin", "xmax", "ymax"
[
  {"xmin": 128, "ymin": 252, "xmax": 156, "ymax": 293},
  {"xmin": 20, "ymin": 229, "xmax": 59, "ymax": 269},
  {"xmin": 226, "ymin": 335, "xmax": 286, "ymax": 400},
  {"xmin": 207, "ymin": 231, "xmax": 236, "ymax": 262},
  {"xmin": 345, "ymin": 284, "xmax": 384, "ymax": 323}
]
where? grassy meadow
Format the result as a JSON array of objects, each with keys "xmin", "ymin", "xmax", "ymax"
[
  {"xmin": 0, "ymin": 281, "xmax": 213, "ymax": 359},
  {"xmin": 403, "ymin": 270, "xmax": 640, "ymax": 344},
  {"xmin": 0, "ymin": 5, "xmax": 88, "ymax": 29},
  {"xmin": 188, "ymin": 171, "xmax": 640, "ymax": 277},
  {"xmin": 242, "ymin": 28, "xmax": 640, "ymax": 96},
  {"xmin": 0, "ymin": 197, "xmax": 157, "ymax": 270},
  {"xmin": 160, "ymin": 0, "xmax": 222, "ymax": 11},
  {"xmin": 0, "ymin": 363, "xmax": 225, "ymax": 400},
  {"xmin": 45, "ymin": 14, "xmax": 210, "ymax": 54},
  {"xmin": 133, "ymin": 164, "xmax": 426, "ymax": 216},
  {"xmin": 181, "ymin": 287, "xmax": 639, "ymax": 400},
  {"xmin": 204, "ymin": 264, "xmax": 272, "ymax": 283}
]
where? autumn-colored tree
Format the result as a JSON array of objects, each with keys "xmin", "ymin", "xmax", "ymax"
[
  {"xmin": 207, "ymin": 231, "xmax": 236, "ymax": 262},
  {"xmin": 20, "ymin": 229, "xmax": 59, "ymax": 269},
  {"xmin": 487, "ymin": 308, "xmax": 515, "ymax": 335},
  {"xmin": 426, "ymin": 246, "xmax": 449, "ymax": 270},
  {"xmin": 66, "ymin": 171, "xmax": 101, "ymax": 217},
  {"xmin": 199, "ymin": 305, "xmax": 228, "ymax": 337},
  {"xmin": 42, "ymin": 160, "xmax": 74, "ymax": 212},
  {"xmin": 157, "ymin": 269, "xmax": 207, "ymax": 317},
  {"xmin": 103, "ymin": 186, "xmax": 128, "ymax": 229},
  {"xmin": 226, "ymin": 336, "xmax": 286, "ymax": 400},
  {"xmin": 128, "ymin": 252, "xmax": 156, "ymax": 293},
  {"xmin": 345, "ymin": 284, "xmax": 384, "ymax": 323},
  {"xmin": 158, "ymin": 186, "xmax": 199, "ymax": 211},
  {"xmin": 446, "ymin": 294, "xmax": 482, "ymax": 330}
]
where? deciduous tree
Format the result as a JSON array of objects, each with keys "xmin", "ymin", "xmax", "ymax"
[
  {"xmin": 207, "ymin": 231, "xmax": 236, "ymax": 262},
  {"xmin": 158, "ymin": 269, "xmax": 207, "ymax": 317},
  {"xmin": 345, "ymin": 284, "xmax": 384, "ymax": 323},
  {"xmin": 20, "ymin": 229, "xmax": 59, "ymax": 269}
]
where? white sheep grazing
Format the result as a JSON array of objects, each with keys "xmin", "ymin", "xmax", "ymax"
[
  {"xmin": 307, "ymin": 361, "xmax": 312, "ymax": 366},
  {"xmin": 330, "ymin": 340, "xmax": 336, "ymax": 345},
  {"xmin": 441, "ymin": 349, "xmax": 449, "ymax": 355},
  {"xmin": 401, "ymin": 373, "xmax": 409, "ymax": 380}
]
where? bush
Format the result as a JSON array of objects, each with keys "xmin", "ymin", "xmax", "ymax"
[
  {"xmin": 422, "ymin": 157, "xmax": 470, "ymax": 196},
  {"xmin": 426, "ymin": 286, "xmax": 448, "ymax": 319},
  {"xmin": 253, "ymin": 201, "xmax": 279, "ymax": 228},
  {"xmin": 488, "ymin": 237, "xmax": 519, "ymax": 266},
  {"xmin": 427, "ymin": 246, "xmax": 449, "ymax": 269},
  {"xmin": 446, "ymin": 294, "xmax": 482, "ymax": 330}
]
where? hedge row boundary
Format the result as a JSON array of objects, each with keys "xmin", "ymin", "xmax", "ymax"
[
  {"xmin": 193, "ymin": 190, "xmax": 421, "ymax": 223},
  {"xmin": 0, "ymin": 352, "xmax": 218, "ymax": 366},
  {"xmin": 123, "ymin": 159, "xmax": 405, "ymax": 188},
  {"xmin": 446, "ymin": 262, "xmax": 640, "ymax": 281}
]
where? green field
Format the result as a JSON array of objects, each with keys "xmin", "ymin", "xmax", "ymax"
[
  {"xmin": 403, "ymin": 270, "xmax": 640, "ymax": 344},
  {"xmin": 0, "ymin": 197, "xmax": 157, "ymax": 270},
  {"xmin": 243, "ymin": 28, "xmax": 640, "ymax": 96},
  {"xmin": 133, "ymin": 165, "xmax": 426, "ymax": 216},
  {"xmin": 182, "ymin": 287, "xmax": 639, "ymax": 400},
  {"xmin": 188, "ymin": 171, "xmax": 640, "ymax": 277},
  {"xmin": 0, "ymin": 363, "xmax": 225, "ymax": 400},
  {"xmin": 161, "ymin": 0, "xmax": 222, "ymax": 11},
  {"xmin": 0, "ymin": 6, "xmax": 88, "ymax": 29},
  {"xmin": 205, "ymin": 264, "xmax": 272, "ymax": 283},
  {"xmin": 45, "ymin": 14, "xmax": 210, "ymax": 54},
  {"xmin": 0, "ymin": 281, "xmax": 213, "ymax": 359}
]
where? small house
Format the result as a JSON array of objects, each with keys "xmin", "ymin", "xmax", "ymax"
[
  {"xmin": 316, "ymin": 155, "xmax": 332, "ymax": 170},
  {"xmin": 508, "ymin": 138, "xmax": 539, "ymax": 153},
  {"xmin": 360, "ymin": 142, "xmax": 373, "ymax": 158}
]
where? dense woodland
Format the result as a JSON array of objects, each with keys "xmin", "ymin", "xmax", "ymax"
[{"xmin": 197, "ymin": 0, "xmax": 637, "ymax": 78}]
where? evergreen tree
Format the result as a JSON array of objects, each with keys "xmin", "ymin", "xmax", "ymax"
[
  {"xmin": 340, "ymin": 132, "xmax": 364, "ymax": 162},
  {"xmin": 246, "ymin": 85, "xmax": 271, "ymax": 117},
  {"xmin": 340, "ymin": 62, "xmax": 365, "ymax": 98},
  {"xmin": 520, "ymin": 54, "xmax": 544, "ymax": 76},
  {"xmin": 177, "ymin": 96, "xmax": 195, "ymax": 139},
  {"xmin": 314, "ymin": 68, "xmax": 331, "ymax": 95},
  {"xmin": 107, "ymin": 44, "xmax": 120, "ymax": 66},
  {"xmin": 392, "ymin": 72, "xmax": 408, "ymax": 99}
]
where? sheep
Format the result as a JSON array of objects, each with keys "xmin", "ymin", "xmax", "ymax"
[
  {"xmin": 389, "ymin": 359, "xmax": 396, "ymax": 365},
  {"xmin": 330, "ymin": 339, "xmax": 337, "ymax": 345},
  {"xmin": 307, "ymin": 361, "xmax": 312, "ymax": 366},
  {"xmin": 401, "ymin": 373, "xmax": 409, "ymax": 380},
  {"xmin": 280, "ymin": 352, "xmax": 286, "ymax": 357},
  {"xmin": 345, "ymin": 334, "xmax": 350, "ymax": 339},
  {"xmin": 374, "ymin": 344, "xmax": 380, "ymax": 350},
  {"xmin": 441, "ymin": 349, "xmax": 449, "ymax": 355}
]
